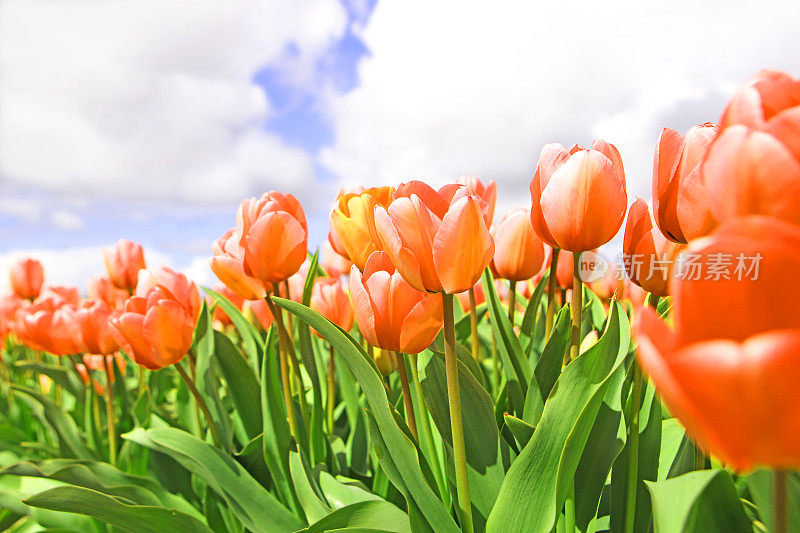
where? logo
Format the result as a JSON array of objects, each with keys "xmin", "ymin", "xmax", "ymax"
[{"xmin": 578, "ymin": 251, "xmax": 608, "ymax": 283}]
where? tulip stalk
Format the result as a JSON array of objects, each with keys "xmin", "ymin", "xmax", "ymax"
[
  {"xmin": 265, "ymin": 291, "xmax": 301, "ymax": 449},
  {"xmin": 175, "ymin": 362, "xmax": 221, "ymax": 447},
  {"xmin": 468, "ymin": 288, "xmax": 480, "ymax": 361},
  {"xmin": 443, "ymin": 293, "xmax": 473, "ymax": 533},
  {"xmin": 102, "ymin": 356, "xmax": 117, "ymax": 466},
  {"xmin": 623, "ymin": 357, "xmax": 642, "ymax": 533},
  {"xmin": 409, "ymin": 353, "xmax": 448, "ymax": 503},
  {"xmin": 508, "ymin": 280, "xmax": 517, "ymax": 326},
  {"xmin": 326, "ymin": 345, "xmax": 336, "ymax": 434},
  {"xmin": 774, "ymin": 470, "xmax": 788, "ymax": 533},
  {"xmin": 393, "ymin": 352, "xmax": 417, "ymax": 441},
  {"xmin": 567, "ymin": 252, "xmax": 583, "ymax": 365},
  {"xmin": 545, "ymin": 248, "xmax": 560, "ymax": 342}
]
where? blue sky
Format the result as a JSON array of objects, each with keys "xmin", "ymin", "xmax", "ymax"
[{"xmin": 1, "ymin": 0, "xmax": 799, "ymax": 291}]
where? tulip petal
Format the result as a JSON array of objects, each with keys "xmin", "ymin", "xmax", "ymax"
[
  {"xmin": 142, "ymin": 300, "xmax": 193, "ymax": 369},
  {"xmin": 349, "ymin": 265, "xmax": 379, "ymax": 347},
  {"xmin": 399, "ymin": 293, "xmax": 444, "ymax": 354},
  {"xmin": 374, "ymin": 205, "xmax": 426, "ymax": 292},
  {"xmin": 242, "ymin": 211, "xmax": 308, "ymax": 284}
]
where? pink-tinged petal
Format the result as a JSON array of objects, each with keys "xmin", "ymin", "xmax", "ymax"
[
  {"xmin": 210, "ymin": 256, "xmax": 266, "ymax": 300},
  {"xmin": 765, "ymin": 106, "xmax": 800, "ymax": 162},
  {"xmin": 432, "ymin": 196, "xmax": 494, "ymax": 294},
  {"xmin": 399, "ymin": 293, "xmax": 444, "ymax": 354},
  {"xmin": 386, "ymin": 196, "xmax": 442, "ymax": 291},
  {"xmin": 111, "ymin": 313, "xmax": 153, "ymax": 368},
  {"xmin": 349, "ymin": 265, "xmax": 379, "ymax": 346},
  {"xmin": 530, "ymin": 144, "xmax": 571, "ymax": 248},
  {"xmin": 374, "ymin": 205, "xmax": 426, "ymax": 292},
  {"xmin": 591, "ymin": 139, "xmax": 626, "ymax": 184},
  {"xmin": 394, "ymin": 181, "xmax": 450, "ymax": 219},
  {"xmin": 703, "ymin": 126, "xmax": 800, "ymax": 226},
  {"xmin": 540, "ymin": 150, "xmax": 628, "ymax": 252},
  {"xmin": 242, "ymin": 211, "xmax": 308, "ymax": 284}
]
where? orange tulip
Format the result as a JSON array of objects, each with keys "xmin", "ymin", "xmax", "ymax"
[
  {"xmin": 456, "ymin": 176, "xmax": 497, "ymax": 225},
  {"xmin": 455, "ymin": 281, "xmax": 485, "ymax": 312},
  {"xmin": 321, "ymin": 239, "xmax": 352, "ymax": 279},
  {"xmin": 237, "ymin": 192, "xmax": 308, "ymax": 285},
  {"xmin": 539, "ymin": 248, "xmax": 578, "ymax": 291},
  {"xmin": 589, "ymin": 262, "xmax": 626, "ymax": 304},
  {"xmin": 702, "ymin": 70, "xmax": 800, "ymax": 227},
  {"xmin": 103, "ymin": 239, "xmax": 146, "ymax": 292},
  {"xmin": 350, "ymin": 252, "xmax": 443, "ymax": 354},
  {"xmin": 636, "ymin": 215, "xmax": 800, "ymax": 471},
  {"xmin": 375, "ymin": 181, "xmax": 494, "ymax": 294},
  {"xmin": 83, "ymin": 353, "xmax": 126, "ymax": 383},
  {"xmin": 76, "ymin": 299, "xmax": 120, "ymax": 355},
  {"xmin": 329, "ymin": 186, "xmax": 394, "ymax": 271},
  {"xmin": 242, "ymin": 298, "xmax": 274, "ymax": 331},
  {"xmin": 206, "ymin": 285, "xmax": 242, "ymax": 327},
  {"xmin": 211, "ymin": 228, "xmax": 267, "ymax": 300},
  {"xmin": 19, "ymin": 299, "xmax": 82, "ymax": 355},
  {"xmin": 530, "ymin": 140, "xmax": 627, "ymax": 252},
  {"xmin": 113, "ymin": 268, "xmax": 199, "ymax": 370},
  {"xmin": 653, "ymin": 123, "xmax": 719, "ymax": 243},
  {"xmin": 623, "ymin": 199, "xmax": 683, "ymax": 297},
  {"xmin": 0, "ymin": 295, "xmax": 24, "ymax": 342},
  {"xmin": 87, "ymin": 274, "xmax": 129, "ymax": 310},
  {"xmin": 311, "ymin": 277, "xmax": 354, "ymax": 334},
  {"xmin": 38, "ymin": 285, "xmax": 81, "ymax": 307},
  {"xmin": 624, "ymin": 279, "xmax": 648, "ymax": 310},
  {"xmin": 285, "ymin": 261, "xmax": 310, "ymax": 303},
  {"xmin": 491, "ymin": 208, "xmax": 545, "ymax": 282},
  {"xmin": 9, "ymin": 258, "xmax": 44, "ymax": 300},
  {"xmin": 74, "ymin": 363, "xmax": 105, "ymax": 395}
]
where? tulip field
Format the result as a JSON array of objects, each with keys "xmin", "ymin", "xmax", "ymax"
[{"xmin": 1, "ymin": 70, "xmax": 799, "ymax": 532}]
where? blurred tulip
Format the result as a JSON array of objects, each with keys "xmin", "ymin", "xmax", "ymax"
[
  {"xmin": 702, "ymin": 70, "xmax": 800, "ymax": 227},
  {"xmin": 20, "ymin": 300, "xmax": 82, "ymax": 355},
  {"xmin": 103, "ymin": 239, "xmax": 146, "ymax": 292},
  {"xmin": 653, "ymin": 123, "xmax": 719, "ymax": 242},
  {"xmin": 83, "ymin": 353, "xmax": 126, "ymax": 381},
  {"xmin": 75, "ymin": 363, "xmax": 105, "ymax": 396},
  {"xmin": 530, "ymin": 140, "xmax": 627, "ymax": 252},
  {"xmin": 206, "ymin": 285, "xmax": 243, "ymax": 327},
  {"xmin": 285, "ymin": 261, "xmax": 310, "ymax": 303},
  {"xmin": 87, "ymin": 275, "xmax": 129, "ymax": 310},
  {"xmin": 211, "ymin": 228, "xmax": 267, "ymax": 300},
  {"xmin": 456, "ymin": 176, "xmax": 497, "ymax": 225},
  {"xmin": 589, "ymin": 262, "xmax": 626, "ymax": 304},
  {"xmin": 456, "ymin": 281, "xmax": 485, "ymax": 312},
  {"xmin": 350, "ymin": 252, "xmax": 443, "ymax": 354},
  {"xmin": 9, "ymin": 258, "xmax": 44, "ymax": 300},
  {"xmin": 375, "ymin": 181, "xmax": 494, "ymax": 294},
  {"xmin": 329, "ymin": 186, "xmax": 394, "ymax": 271},
  {"xmin": 311, "ymin": 277, "xmax": 353, "ymax": 334},
  {"xmin": 0, "ymin": 295, "xmax": 24, "ymax": 342},
  {"xmin": 76, "ymin": 299, "xmax": 120, "ymax": 355},
  {"xmin": 491, "ymin": 208, "xmax": 545, "ymax": 281},
  {"xmin": 624, "ymin": 280, "xmax": 648, "ymax": 310},
  {"xmin": 623, "ymin": 199, "xmax": 683, "ymax": 297},
  {"xmin": 636, "ymin": 215, "xmax": 800, "ymax": 471},
  {"xmin": 321, "ymin": 239, "xmax": 352, "ymax": 278},
  {"xmin": 242, "ymin": 298, "xmax": 274, "ymax": 331},
  {"xmin": 237, "ymin": 192, "xmax": 308, "ymax": 285},
  {"xmin": 113, "ymin": 268, "xmax": 199, "ymax": 370},
  {"xmin": 38, "ymin": 286, "xmax": 81, "ymax": 307}
]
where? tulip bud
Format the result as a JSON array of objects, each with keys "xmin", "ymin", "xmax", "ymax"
[
  {"xmin": 211, "ymin": 228, "xmax": 266, "ymax": 300},
  {"xmin": 103, "ymin": 239, "xmax": 146, "ymax": 292},
  {"xmin": 623, "ymin": 199, "xmax": 683, "ymax": 297},
  {"xmin": 490, "ymin": 208, "xmax": 545, "ymax": 282},
  {"xmin": 310, "ymin": 278, "xmax": 353, "ymax": 335},
  {"xmin": 9, "ymin": 258, "xmax": 44, "ymax": 300}
]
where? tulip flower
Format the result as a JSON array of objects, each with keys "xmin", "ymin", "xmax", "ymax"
[
  {"xmin": 20, "ymin": 300, "xmax": 82, "ymax": 356},
  {"xmin": 103, "ymin": 239, "xmax": 146, "ymax": 292},
  {"xmin": 321, "ymin": 239, "xmax": 352, "ymax": 279},
  {"xmin": 652, "ymin": 123, "xmax": 719, "ymax": 242},
  {"xmin": 211, "ymin": 228, "xmax": 267, "ymax": 300},
  {"xmin": 237, "ymin": 191, "xmax": 308, "ymax": 285},
  {"xmin": 701, "ymin": 70, "xmax": 800, "ymax": 227},
  {"xmin": 491, "ymin": 208, "xmax": 545, "ymax": 282},
  {"xmin": 9, "ymin": 258, "xmax": 44, "ymax": 300},
  {"xmin": 636, "ymin": 215, "xmax": 800, "ymax": 472},
  {"xmin": 112, "ymin": 268, "xmax": 199, "ymax": 370},
  {"xmin": 242, "ymin": 298, "xmax": 274, "ymax": 331},
  {"xmin": 0, "ymin": 295, "xmax": 24, "ymax": 342},
  {"xmin": 84, "ymin": 353, "xmax": 126, "ymax": 381},
  {"xmin": 350, "ymin": 252, "xmax": 443, "ymax": 354},
  {"xmin": 457, "ymin": 176, "xmax": 497, "ymax": 225},
  {"xmin": 623, "ymin": 199, "xmax": 684, "ymax": 297},
  {"xmin": 375, "ymin": 181, "xmax": 494, "ymax": 295},
  {"xmin": 456, "ymin": 281, "xmax": 485, "ymax": 312},
  {"xmin": 530, "ymin": 140, "xmax": 627, "ymax": 252},
  {"xmin": 311, "ymin": 277, "xmax": 353, "ymax": 334},
  {"xmin": 329, "ymin": 186, "xmax": 394, "ymax": 271},
  {"xmin": 38, "ymin": 285, "xmax": 81, "ymax": 308},
  {"xmin": 76, "ymin": 299, "xmax": 120, "ymax": 355},
  {"xmin": 87, "ymin": 275, "xmax": 129, "ymax": 310}
]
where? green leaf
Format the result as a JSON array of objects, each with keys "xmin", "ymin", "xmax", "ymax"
[
  {"xmin": 23, "ymin": 486, "xmax": 212, "ymax": 533},
  {"xmin": 481, "ymin": 269, "xmax": 531, "ymax": 415},
  {"xmin": 418, "ymin": 350, "xmax": 504, "ymax": 527},
  {"xmin": 646, "ymin": 469, "xmax": 751, "ymax": 532},
  {"xmin": 503, "ymin": 414, "xmax": 535, "ymax": 449},
  {"xmin": 273, "ymin": 297, "xmax": 460, "ymax": 533},
  {"xmin": 485, "ymin": 300, "xmax": 630, "ymax": 533},
  {"xmin": 319, "ymin": 472, "xmax": 384, "ymax": 509},
  {"xmin": 124, "ymin": 427, "xmax": 304, "ymax": 533},
  {"xmin": 745, "ymin": 470, "xmax": 800, "ymax": 533},
  {"xmin": 11, "ymin": 361, "xmax": 83, "ymax": 398},
  {"xmin": 302, "ymin": 500, "xmax": 410, "ymax": 533},
  {"xmin": 289, "ymin": 451, "xmax": 332, "ymax": 524},
  {"xmin": 520, "ymin": 272, "xmax": 549, "ymax": 338},
  {"xmin": 522, "ymin": 306, "xmax": 570, "ymax": 426},
  {"xmin": 213, "ymin": 330, "xmax": 263, "ymax": 441},
  {"xmin": 203, "ymin": 288, "xmax": 264, "ymax": 371}
]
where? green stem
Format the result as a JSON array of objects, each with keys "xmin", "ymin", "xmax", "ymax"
[
  {"xmin": 508, "ymin": 280, "xmax": 517, "ymax": 326},
  {"xmin": 265, "ymin": 292, "xmax": 301, "ymax": 450},
  {"xmin": 468, "ymin": 288, "xmax": 480, "ymax": 361},
  {"xmin": 490, "ymin": 318, "xmax": 500, "ymax": 398},
  {"xmin": 623, "ymin": 359, "xmax": 642, "ymax": 533},
  {"xmin": 443, "ymin": 293, "xmax": 473, "ymax": 533},
  {"xmin": 567, "ymin": 252, "xmax": 583, "ymax": 365},
  {"xmin": 545, "ymin": 247, "xmax": 560, "ymax": 342},
  {"xmin": 175, "ymin": 362, "xmax": 221, "ymax": 447},
  {"xmin": 774, "ymin": 470, "xmax": 788, "ymax": 533},
  {"xmin": 394, "ymin": 352, "xmax": 417, "ymax": 442},
  {"xmin": 326, "ymin": 345, "xmax": 336, "ymax": 434},
  {"xmin": 102, "ymin": 356, "xmax": 117, "ymax": 466},
  {"xmin": 409, "ymin": 353, "xmax": 448, "ymax": 503}
]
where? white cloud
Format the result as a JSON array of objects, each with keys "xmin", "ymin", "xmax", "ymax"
[
  {"xmin": 0, "ymin": 0, "xmax": 347, "ymax": 204},
  {"xmin": 321, "ymin": 0, "xmax": 800, "ymax": 221},
  {"xmin": 50, "ymin": 210, "xmax": 85, "ymax": 231}
]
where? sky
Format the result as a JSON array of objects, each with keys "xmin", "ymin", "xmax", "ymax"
[{"xmin": 1, "ymin": 0, "xmax": 800, "ymax": 292}]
